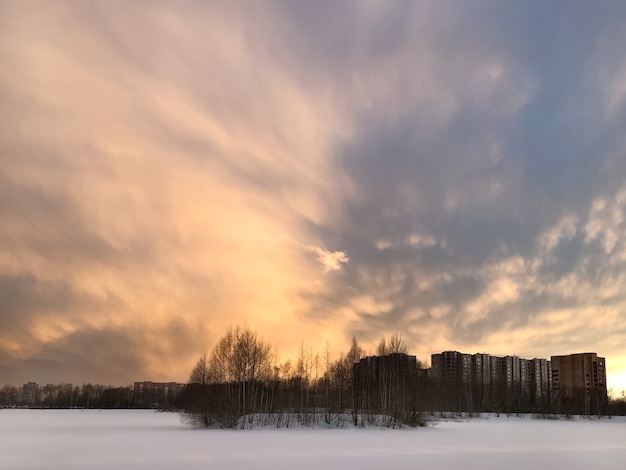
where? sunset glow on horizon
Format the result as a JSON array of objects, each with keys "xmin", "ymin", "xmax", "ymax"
[{"xmin": 1, "ymin": 1, "xmax": 626, "ymax": 394}]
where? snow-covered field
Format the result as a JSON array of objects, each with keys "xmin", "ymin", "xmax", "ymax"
[{"xmin": 1, "ymin": 410, "xmax": 625, "ymax": 469}]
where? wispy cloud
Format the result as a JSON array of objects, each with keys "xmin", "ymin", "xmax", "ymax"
[{"xmin": 303, "ymin": 245, "xmax": 349, "ymax": 272}]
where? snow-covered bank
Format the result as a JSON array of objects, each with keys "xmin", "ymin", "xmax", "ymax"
[{"xmin": 1, "ymin": 409, "xmax": 624, "ymax": 469}]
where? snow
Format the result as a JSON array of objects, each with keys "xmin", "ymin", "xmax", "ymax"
[{"xmin": 1, "ymin": 410, "xmax": 625, "ymax": 469}]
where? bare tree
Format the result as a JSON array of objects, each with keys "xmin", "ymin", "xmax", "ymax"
[
  {"xmin": 207, "ymin": 326, "xmax": 271, "ymax": 384},
  {"xmin": 376, "ymin": 331, "xmax": 409, "ymax": 356},
  {"xmin": 180, "ymin": 325, "xmax": 274, "ymax": 428},
  {"xmin": 189, "ymin": 353, "xmax": 208, "ymax": 385},
  {"xmin": 346, "ymin": 336, "xmax": 364, "ymax": 364}
]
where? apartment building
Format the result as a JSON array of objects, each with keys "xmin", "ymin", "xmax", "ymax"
[
  {"xmin": 551, "ymin": 353, "xmax": 607, "ymax": 414},
  {"xmin": 430, "ymin": 351, "xmax": 552, "ymax": 411},
  {"xmin": 353, "ymin": 353, "xmax": 425, "ymax": 410}
]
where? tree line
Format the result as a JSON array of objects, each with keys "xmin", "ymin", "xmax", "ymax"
[
  {"xmin": 4, "ymin": 325, "xmax": 625, "ymax": 421},
  {"xmin": 178, "ymin": 325, "xmax": 625, "ymax": 427},
  {"xmin": 0, "ymin": 383, "xmax": 133, "ymax": 409},
  {"xmin": 178, "ymin": 326, "xmax": 433, "ymax": 428}
]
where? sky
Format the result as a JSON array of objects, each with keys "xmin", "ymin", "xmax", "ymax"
[{"xmin": 1, "ymin": 1, "xmax": 626, "ymax": 393}]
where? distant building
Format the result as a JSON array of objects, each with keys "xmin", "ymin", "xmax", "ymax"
[
  {"xmin": 133, "ymin": 381, "xmax": 184, "ymax": 409},
  {"xmin": 430, "ymin": 351, "xmax": 465, "ymax": 384},
  {"xmin": 529, "ymin": 358, "xmax": 551, "ymax": 409},
  {"xmin": 21, "ymin": 382, "xmax": 39, "ymax": 406},
  {"xmin": 551, "ymin": 353, "xmax": 607, "ymax": 414},
  {"xmin": 430, "ymin": 351, "xmax": 552, "ymax": 412},
  {"xmin": 353, "ymin": 353, "xmax": 425, "ymax": 412}
]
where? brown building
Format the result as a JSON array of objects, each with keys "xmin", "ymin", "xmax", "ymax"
[{"xmin": 551, "ymin": 353, "xmax": 607, "ymax": 414}]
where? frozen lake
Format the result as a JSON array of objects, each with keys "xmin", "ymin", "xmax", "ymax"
[{"xmin": 1, "ymin": 409, "xmax": 625, "ymax": 469}]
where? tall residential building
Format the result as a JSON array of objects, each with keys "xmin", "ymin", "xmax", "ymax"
[
  {"xmin": 529, "ymin": 358, "xmax": 551, "ymax": 408},
  {"xmin": 431, "ymin": 351, "xmax": 551, "ymax": 411},
  {"xmin": 353, "ymin": 353, "xmax": 423, "ymax": 410},
  {"xmin": 550, "ymin": 353, "xmax": 607, "ymax": 414},
  {"xmin": 430, "ymin": 351, "xmax": 463, "ymax": 384}
]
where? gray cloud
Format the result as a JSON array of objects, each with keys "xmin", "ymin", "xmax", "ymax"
[{"xmin": 290, "ymin": 1, "xmax": 626, "ymax": 376}]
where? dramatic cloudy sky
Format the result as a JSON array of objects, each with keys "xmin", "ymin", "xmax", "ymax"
[{"xmin": 2, "ymin": 1, "xmax": 626, "ymax": 391}]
